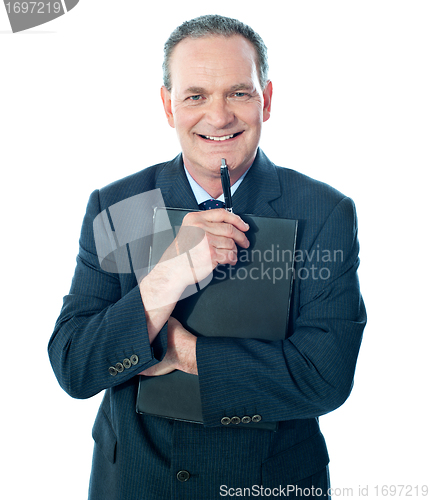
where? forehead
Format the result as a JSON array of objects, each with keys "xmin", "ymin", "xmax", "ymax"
[{"xmin": 169, "ymin": 35, "xmax": 260, "ymax": 91}]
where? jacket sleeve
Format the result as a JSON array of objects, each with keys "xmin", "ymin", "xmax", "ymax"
[
  {"xmin": 196, "ymin": 196, "xmax": 366, "ymax": 426},
  {"xmin": 48, "ymin": 189, "xmax": 168, "ymax": 399}
]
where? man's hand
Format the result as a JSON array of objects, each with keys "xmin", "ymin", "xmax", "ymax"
[
  {"xmin": 179, "ymin": 208, "xmax": 250, "ymax": 283},
  {"xmin": 139, "ymin": 209, "xmax": 249, "ymax": 341},
  {"xmin": 138, "ymin": 317, "xmax": 198, "ymax": 376}
]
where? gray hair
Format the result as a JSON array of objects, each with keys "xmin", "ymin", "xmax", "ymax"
[{"xmin": 163, "ymin": 15, "xmax": 269, "ymax": 92}]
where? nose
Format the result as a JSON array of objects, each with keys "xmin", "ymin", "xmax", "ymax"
[{"xmin": 205, "ymin": 97, "xmax": 235, "ymax": 130}]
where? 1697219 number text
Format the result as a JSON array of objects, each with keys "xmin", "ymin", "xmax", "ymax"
[{"xmin": 5, "ymin": 2, "xmax": 62, "ymax": 14}]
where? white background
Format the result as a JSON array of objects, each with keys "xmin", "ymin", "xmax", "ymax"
[{"xmin": 1, "ymin": 1, "xmax": 429, "ymax": 498}]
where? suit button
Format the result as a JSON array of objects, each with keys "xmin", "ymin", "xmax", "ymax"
[
  {"xmin": 130, "ymin": 354, "xmax": 139, "ymax": 365},
  {"xmin": 108, "ymin": 366, "xmax": 118, "ymax": 376},
  {"xmin": 176, "ymin": 470, "xmax": 190, "ymax": 482},
  {"xmin": 252, "ymin": 414, "xmax": 262, "ymax": 423},
  {"xmin": 231, "ymin": 416, "xmax": 240, "ymax": 424},
  {"xmin": 123, "ymin": 358, "xmax": 132, "ymax": 369},
  {"xmin": 220, "ymin": 417, "xmax": 231, "ymax": 425},
  {"xmin": 241, "ymin": 416, "xmax": 251, "ymax": 424},
  {"xmin": 115, "ymin": 362, "xmax": 124, "ymax": 373}
]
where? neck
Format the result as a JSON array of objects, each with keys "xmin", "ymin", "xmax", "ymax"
[
  {"xmin": 183, "ymin": 155, "xmax": 256, "ymax": 198},
  {"xmin": 186, "ymin": 169, "xmax": 238, "ymax": 199}
]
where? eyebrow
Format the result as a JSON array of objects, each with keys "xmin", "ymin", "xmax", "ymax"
[
  {"xmin": 184, "ymin": 86, "xmax": 207, "ymax": 95},
  {"xmin": 183, "ymin": 83, "xmax": 255, "ymax": 95},
  {"xmin": 229, "ymin": 84, "xmax": 255, "ymax": 92}
]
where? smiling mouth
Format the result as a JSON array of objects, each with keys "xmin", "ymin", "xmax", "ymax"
[{"xmin": 198, "ymin": 132, "xmax": 243, "ymax": 141}]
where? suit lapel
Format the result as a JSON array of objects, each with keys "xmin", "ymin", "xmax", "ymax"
[
  {"xmin": 155, "ymin": 154, "xmax": 200, "ymax": 210},
  {"xmin": 154, "ymin": 149, "xmax": 282, "ymax": 217},
  {"xmin": 233, "ymin": 149, "xmax": 282, "ymax": 217}
]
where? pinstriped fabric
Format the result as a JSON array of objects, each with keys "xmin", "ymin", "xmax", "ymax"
[
  {"xmin": 48, "ymin": 149, "xmax": 365, "ymax": 499},
  {"xmin": 197, "ymin": 193, "xmax": 365, "ymax": 425}
]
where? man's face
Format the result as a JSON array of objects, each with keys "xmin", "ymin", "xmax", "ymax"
[{"xmin": 161, "ymin": 35, "xmax": 272, "ymax": 186}]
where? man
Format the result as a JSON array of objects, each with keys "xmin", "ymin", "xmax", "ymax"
[{"xmin": 49, "ymin": 15, "xmax": 366, "ymax": 499}]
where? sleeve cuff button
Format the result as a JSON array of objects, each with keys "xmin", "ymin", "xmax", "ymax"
[{"xmin": 130, "ymin": 354, "xmax": 139, "ymax": 365}]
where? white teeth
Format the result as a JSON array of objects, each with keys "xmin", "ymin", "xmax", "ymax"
[{"xmin": 203, "ymin": 134, "xmax": 235, "ymax": 141}]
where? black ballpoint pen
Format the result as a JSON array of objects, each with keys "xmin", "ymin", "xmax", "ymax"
[{"xmin": 220, "ymin": 158, "xmax": 234, "ymax": 213}]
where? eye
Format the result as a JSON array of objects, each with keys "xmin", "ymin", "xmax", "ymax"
[
  {"xmin": 188, "ymin": 95, "xmax": 202, "ymax": 101},
  {"xmin": 232, "ymin": 91, "xmax": 252, "ymax": 99}
]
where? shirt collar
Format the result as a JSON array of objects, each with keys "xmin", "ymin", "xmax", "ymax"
[{"xmin": 184, "ymin": 164, "xmax": 249, "ymax": 205}]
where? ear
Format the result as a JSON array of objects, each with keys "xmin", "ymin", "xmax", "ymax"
[
  {"xmin": 160, "ymin": 86, "xmax": 175, "ymax": 128},
  {"xmin": 262, "ymin": 80, "xmax": 273, "ymax": 122}
]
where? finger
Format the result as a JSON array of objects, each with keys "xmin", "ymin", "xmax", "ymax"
[
  {"xmin": 190, "ymin": 234, "xmax": 238, "ymax": 267},
  {"xmin": 202, "ymin": 236, "xmax": 238, "ymax": 266},
  {"xmin": 167, "ymin": 316, "xmax": 182, "ymax": 331},
  {"xmin": 177, "ymin": 227, "xmax": 244, "ymax": 269},
  {"xmin": 184, "ymin": 209, "xmax": 249, "ymax": 232},
  {"xmin": 214, "ymin": 247, "xmax": 238, "ymax": 266},
  {"xmin": 139, "ymin": 363, "xmax": 175, "ymax": 377},
  {"xmin": 186, "ymin": 218, "xmax": 249, "ymax": 249},
  {"xmin": 181, "ymin": 210, "xmax": 249, "ymax": 249},
  {"xmin": 211, "ymin": 221, "xmax": 250, "ymax": 249},
  {"xmin": 206, "ymin": 233, "xmax": 237, "ymax": 251}
]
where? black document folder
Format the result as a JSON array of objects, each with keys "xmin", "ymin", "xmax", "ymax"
[{"xmin": 136, "ymin": 208, "xmax": 297, "ymax": 429}]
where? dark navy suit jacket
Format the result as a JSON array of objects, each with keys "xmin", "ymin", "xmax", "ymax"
[{"xmin": 49, "ymin": 149, "xmax": 366, "ymax": 499}]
